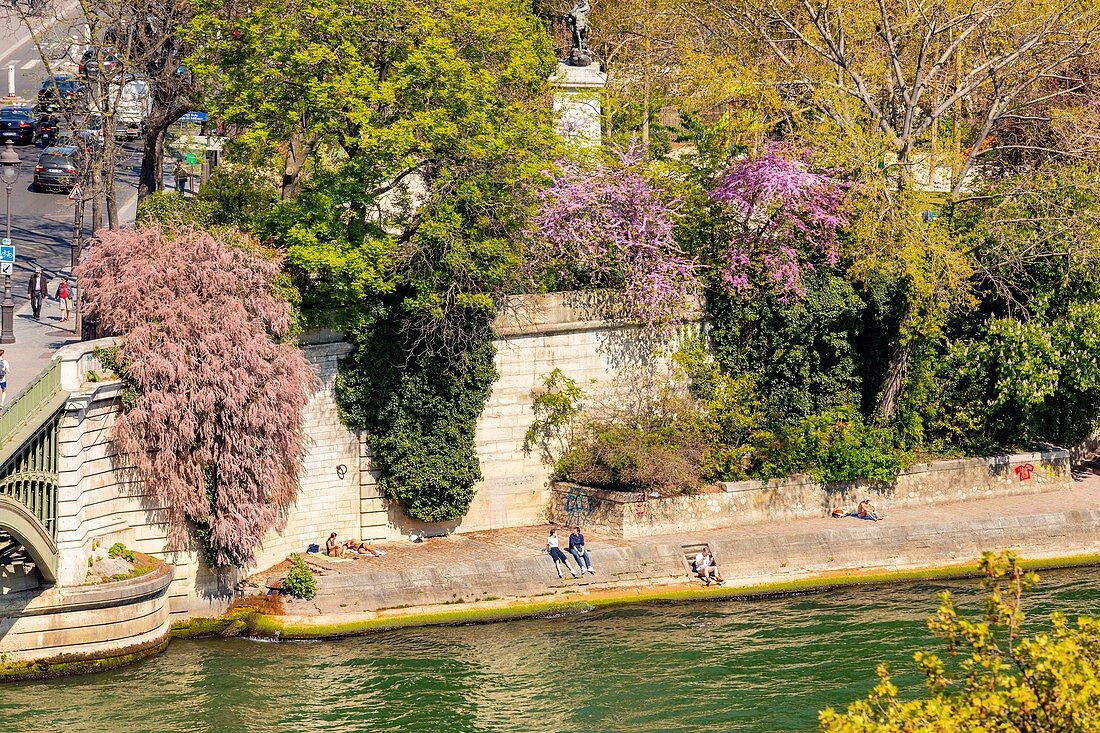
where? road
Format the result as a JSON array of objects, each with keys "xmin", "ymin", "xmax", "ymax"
[
  {"xmin": 0, "ymin": 9, "xmax": 139, "ymax": 296},
  {"xmin": 0, "ymin": 7, "xmax": 139, "ymax": 393}
]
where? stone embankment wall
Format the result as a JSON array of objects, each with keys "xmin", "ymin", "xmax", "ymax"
[
  {"xmin": 547, "ymin": 451, "xmax": 1072, "ymax": 537},
  {"xmin": 360, "ymin": 291, "xmax": 699, "ymax": 540},
  {"xmin": 292, "ymin": 505, "xmax": 1100, "ymax": 615},
  {"xmin": 44, "ymin": 293, "xmax": 674, "ymax": 617},
  {"xmin": 0, "ymin": 562, "xmax": 173, "ymax": 663}
]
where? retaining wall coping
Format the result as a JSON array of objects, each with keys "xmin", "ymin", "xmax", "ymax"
[{"xmin": 0, "ymin": 562, "xmax": 173, "ymax": 617}]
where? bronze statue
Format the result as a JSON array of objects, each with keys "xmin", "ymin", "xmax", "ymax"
[{"xmin": 564, "ymin": 0, "xmax": 592, "ymax": 67}]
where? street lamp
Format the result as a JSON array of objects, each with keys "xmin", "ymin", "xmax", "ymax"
[{"xmin": 0, "ymin": 141, "xmax": 19, "ymax": 345}]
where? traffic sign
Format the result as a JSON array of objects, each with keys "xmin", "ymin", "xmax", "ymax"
[
  {"xmin": 0, "ymin": 245, "xmax": 13, "ymax": 263},
  {"xmin": 185, "ymin": 152, "xmax": 199, "ymax": 165},
  {"xmin": 0, "ymin": 262, "xmax": 12, "ymax": 275},
  {"xmin": 67, "ymin": 185, "xmax": 82, "ymax": 202}
]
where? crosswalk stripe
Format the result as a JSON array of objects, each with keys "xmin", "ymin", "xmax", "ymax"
[{"xmin": 19, "ymin": 59, "xmax": 39, "ymax": 70}]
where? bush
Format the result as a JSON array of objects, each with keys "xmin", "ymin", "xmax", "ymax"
[
  {"xmin": 555, "ymin": 394, "xmax": 714, "ymax": 494},
  {"xmin": 750, "ymin": 406, "xmax": 911, "ymax": 484},
  {"xmin": 281, "ymin": 554, "xmax": 316, "ymax": 601},
  {"xmin": 108, "ymin": 542, "xmax": 135, "ymax": 564}
]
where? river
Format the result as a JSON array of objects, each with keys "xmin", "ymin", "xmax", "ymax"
[{"xmin": 4, "ymin": 565, "xmax": 1099, "ymax": 733}]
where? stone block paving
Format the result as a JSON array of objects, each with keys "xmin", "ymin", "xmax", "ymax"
[{"xmin": 273, "ymin": 474, "xmax": 1100, "ymax": 583}]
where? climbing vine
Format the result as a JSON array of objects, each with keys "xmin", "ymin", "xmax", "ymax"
[{"xmin": 335, "ymin": 311, "xmax": 498, "ymax": 522}]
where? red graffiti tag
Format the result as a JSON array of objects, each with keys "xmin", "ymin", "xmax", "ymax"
[{"xmin": 1014, "ymin": 463, "xmax": 1035, "ymax": 481}]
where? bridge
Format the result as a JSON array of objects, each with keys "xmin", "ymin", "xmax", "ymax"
[{"xmin": 0, "ymin": 359, "xmax": 70, "ymax": 586}]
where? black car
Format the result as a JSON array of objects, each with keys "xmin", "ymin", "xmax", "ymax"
[
  {"xmin": 78, "ymin": 48, "xmax": 121, "ymax": 78},
  {"xmin": 33, "ymin": 146, "xmax": 81, "ymax": 192},
  {"xmin": 37, "ymin": 75, "xmax": 86, "ymax": 111},
  {"xmin": 0, "ymin": 107, "xmax": 38, "ymax": 145}
]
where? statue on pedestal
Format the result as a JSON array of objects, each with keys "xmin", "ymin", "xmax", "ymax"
[{"xmin": 564, "ymin": 0, "xmax": 592, "ymax": 67}]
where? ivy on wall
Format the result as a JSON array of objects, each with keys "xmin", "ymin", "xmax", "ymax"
[{"xmin": 335, "ymin": 311, "xmax": 498, "ymax": 523}]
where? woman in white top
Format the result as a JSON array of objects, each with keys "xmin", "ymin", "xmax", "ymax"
[{"xmin": 547, "ymin": 528, "xmax": 579, "ymax": 579}]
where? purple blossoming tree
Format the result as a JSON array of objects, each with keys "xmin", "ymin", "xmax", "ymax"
[
  {"xmin": 531, "ymin": 145, "xmax": 700, "ymax": 329},
  {"xmin": 710, "ymin": 148, "xmax": 851, "ymax": 300}
]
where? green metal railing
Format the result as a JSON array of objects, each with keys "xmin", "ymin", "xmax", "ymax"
[
  {"xmin": 0, "ymin": 359, "xmax": 68, "ymax": 541},
  {"xmin": 0, "ymin": 359, "xmax": 62, "ymax": 453},
  {"xmin": 0, "ymin": 416, "xmax": 60, "ymax": 537}
]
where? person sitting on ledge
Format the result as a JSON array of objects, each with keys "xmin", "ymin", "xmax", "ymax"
[
  {"xmin": 547, "ymin": 528, "xmax": 579, "ymax": 579},
  {"xmin": 326, "ymin": 532, "xmax": 344, "ymax": 557},
  {"xmin": 857, "ymin": 497, "xmax": 882, "ymax": 521},
  {"xmin": 694, "ymin": 547, "xmax": 724, "ymax": 586},
  {"xmin": 569, "ymin": 526, "xmax": 595, "ymax": 575}
]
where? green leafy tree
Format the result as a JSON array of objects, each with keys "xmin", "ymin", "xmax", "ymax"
[{"xmin": 821, "ymin": 551, "xmax": 1100, "ymax": 733}]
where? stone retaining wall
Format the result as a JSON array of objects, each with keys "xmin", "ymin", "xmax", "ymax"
[
  {"xmin": 547, "ymin": 451, "xmax": 1072, "ymax": 537},
  {"xmin": 0, "ymin": 562, "xmax": 173, "ymax": 663},
  {"xmin": 291, "ymin": 507, "xmax": 1100, "ymax": 614}
]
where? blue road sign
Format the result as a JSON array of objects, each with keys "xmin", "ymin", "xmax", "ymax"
[
  {"xmin": 0, "ymin": 245, "xmax": 14, "ymax": 263},
  {"xmin": 177, "ymin": 111, "xmax": 208, "ymax": 124}
]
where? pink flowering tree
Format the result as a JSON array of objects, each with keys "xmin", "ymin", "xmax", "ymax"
[
  {"xmin": 77, "ymin": 226, "xmax": 319, "ymax": 568},
  {"xmin": 531, "ymin": 145, "xmax": 700, "ymax": 330},
  {"xmin": 710, "ymin": 148, "xmax": 852, "ymax": 300}
]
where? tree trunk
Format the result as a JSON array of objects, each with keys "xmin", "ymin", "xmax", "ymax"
[
  {"xmin": 877, "ymin": 340, "xmax": 910, "ymax": 420},
  {"xmin": 877, "ymin": 301, "xmax": 916, "ymax": 420},
  {"xmin": 281, "ymin": 131, "xmax": 311, "ymax": 199},
  {"xmin": 137, "ymin": 124, "xmax": 167, "ymax": 204},
  {"xmin": 90, "ymin": 165, "xmax": 103, "ymax": 232}
]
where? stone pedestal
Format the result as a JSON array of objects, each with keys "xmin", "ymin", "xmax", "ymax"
[{"xmin": 551, "ymin": 61, "xmax": 607, "ymax": 146}]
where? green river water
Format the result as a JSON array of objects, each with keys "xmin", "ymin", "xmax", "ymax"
[{"xmin": 4, "ymin": 565, "xmax": 1100, "ymax": 733}]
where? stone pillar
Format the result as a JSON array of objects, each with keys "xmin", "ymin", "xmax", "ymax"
[{"xmin": 551, "ymin": 61, "xmax": 607, "ymax": 146}]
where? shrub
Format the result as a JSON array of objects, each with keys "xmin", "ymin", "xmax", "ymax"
[
  {"xmin": 281, "ymin": 555, "xmax": 316, "ymax": 601},
  {"xmin": 750, "ymin": 406, "xmax": 911, "ymax": 484},
  {"xmin": 555, "ymin": 393, "xmax": 714, "ymax": 494},
  {"xmin": 108, "ymin": 542, "xmax": 135, "ymax": 564},
  {"xmin": 524, "ymin": 369, "xmax": 584, "ymax": 465}
]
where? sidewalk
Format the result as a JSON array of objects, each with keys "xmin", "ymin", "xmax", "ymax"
[
  {"xmin": 3, "ymin": 294, "xmax": 78, "ymax": 400},
  {"xmin": 249, "ymin": 474, "xmax": 1100, "ymax": 624}
]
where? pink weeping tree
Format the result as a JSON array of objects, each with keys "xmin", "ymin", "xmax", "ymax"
[
  {"xmin": 77, "ymin": 226, "xmax": 319, "ymax": 568},
  {"xmin": 711, "ymin": 148, "xmax": 852, "ymax": 300},
  {"xmin": 531, "ymin": 145, "xmax": 700, "ymax": 330}
]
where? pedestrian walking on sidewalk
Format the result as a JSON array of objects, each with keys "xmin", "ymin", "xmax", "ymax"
[
  {"xmin": 547, "ymin": 528, "xmax": 579, "ymax": 579},
  {"xmin": 56, "ymin": 278, "xmax": 70, "ymax": 321},
  {"xmin": 0, "ymin": 350, "xmax": 9, "ymax": 408},
  {"xmin": 28, "ymin": 266, "xmax": 48, "ymax": 320},
  {"xmin": 174, "ymin": 160, "xmax": 188, "ymax": 195}
]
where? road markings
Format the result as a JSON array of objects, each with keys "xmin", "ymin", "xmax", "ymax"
[{"xmin": 20, "ymin": 59, "xmax": 39, "ymax": 70}]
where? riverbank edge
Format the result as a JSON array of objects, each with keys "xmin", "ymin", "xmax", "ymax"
[
  {"xmin": 172, "ymin": 551, "xmax": 1100, "ymax": 642},
  {"xmin": 0, "ymin": 636, "xmax": 170, "ymax": 682}
]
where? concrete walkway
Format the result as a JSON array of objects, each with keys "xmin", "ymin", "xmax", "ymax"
[
  {"xmin": 250, "ymin": 474, "xmax": 1100, "ymax": 620},
  {"xmin": 3, "ymin": 293, "xmax": 77, "ymax": 399}
]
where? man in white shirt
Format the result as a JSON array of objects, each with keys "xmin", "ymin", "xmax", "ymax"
[{"xmin": 694, "ymin": 547, "xmax": 724, "ymax": 586}]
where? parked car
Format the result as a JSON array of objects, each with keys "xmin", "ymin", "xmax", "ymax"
[
  {"xmin": 32, "ymin": 146, "xmax": 82, "ymax": 193},
  {"xmin": 37, "ymin": 75, "xmax": 86, "ymax": 111},
  {"xmin": 0, "ymin": 107, "xmax": 39, "ymax": 145},
  {"xmin": 78, "ymin": 48, "xmax": 121, "ymax": 78}
]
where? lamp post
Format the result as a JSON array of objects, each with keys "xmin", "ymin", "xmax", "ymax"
[{"xmin": 0, "ymin": 141, "xmax": 19, "ymax": 345}]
